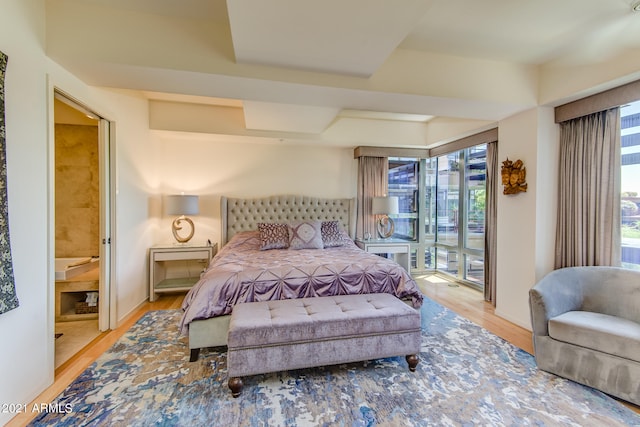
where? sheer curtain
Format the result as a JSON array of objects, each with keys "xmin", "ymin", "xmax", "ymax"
[
  {"xmin": 356, "ymin": 156, "xmax": 388, "ymax": 240},
  {"xmin": 555, "ymin": 108, "xmax": 621, "ymax": 268},
  {"xmin": 484, "ymin": 141, "xmax": 498, "ymax": 305}
]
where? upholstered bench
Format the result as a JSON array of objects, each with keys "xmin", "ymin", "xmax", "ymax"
[{"xmin": 226, "ymin": 293, "xmax": 422, "ymax": 397}]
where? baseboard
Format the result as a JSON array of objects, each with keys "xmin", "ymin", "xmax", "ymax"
[
  {"xmin": 115, "ymin": 298, "xmax": 148, "ymax": 329},
  {"xmin": 494, "ymin": 308, "xmax": 532, "ymax": 331}
]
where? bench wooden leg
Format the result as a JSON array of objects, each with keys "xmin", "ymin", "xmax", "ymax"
[
  {"xmin": 189, "ymin": 348, "xmax": 200, "ymax": 362},
  {"xmin": 228, "ymin": 377, "xmax": 243, "ymax": 398},
  {"xmin": 406, "ymin": 354, "xmax": 419, "ymax": 372}
]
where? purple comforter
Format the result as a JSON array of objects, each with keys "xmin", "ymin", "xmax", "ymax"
[{"xmin": 179, "ymin": 231, "xmax": 423, "ymax": 334}]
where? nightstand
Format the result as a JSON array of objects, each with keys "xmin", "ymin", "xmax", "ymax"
[
  {"xmin": 149, "ymin": 244, "xmax": 217, "ymax": 301},
  {"xmin": 355, "ymin": 238, "xmax": 411, "ymax": 272}
]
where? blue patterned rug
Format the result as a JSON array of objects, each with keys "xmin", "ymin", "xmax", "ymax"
[{"xmin": 31, "ymin": 298, "xmax": 639, "ymax": 426}]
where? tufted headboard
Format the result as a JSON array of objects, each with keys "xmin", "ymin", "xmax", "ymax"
[{"xmin": 220, "ymin": 195, "xmax": 356, "ymax": 246}]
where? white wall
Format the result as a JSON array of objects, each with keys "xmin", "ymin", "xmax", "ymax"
[
  {"xmin": 94, "ymin": 89, "xmax": 158, "ymax": 322},
  {"xmin": 540, "ymin": 50, "xmax": 640, "ymax": 106},
  {"xmin": 534, "ymin": 108, "xmax": 559, "ymax": 281},
  {"xmin": 495, "ymin": 107, "xmax": 558, "ymax": 329},
  {"xmin": 0, "ymin": 3, "xmax": 50, "ymax": 425},
  {"xmin": 151, "ymin": 132, "xmax": 357, "ymax": 247},
  {"xmin": 0, "ymin": 3, "xmax": 157, "ymax": 422}
]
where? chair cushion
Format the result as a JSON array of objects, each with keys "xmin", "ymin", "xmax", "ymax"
[{"xmin": 548, "ymin": 311, "xmax": 640, "ymax": 363}]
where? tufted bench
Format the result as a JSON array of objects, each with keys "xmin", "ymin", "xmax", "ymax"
[{"xmin": 226, "ymin": 293, "xmax": 422, "ymax": 397}]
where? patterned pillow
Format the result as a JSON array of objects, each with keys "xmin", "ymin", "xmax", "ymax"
[
  {"xmin": 321, "ymin": 220, "xmax": 348, "ymax": 247},
  {"xmin": 287, "ymin": 220, "xmax": 324, "ymax": 250},
  {"xmin": 257, "ymin": 223, "xmax": 289, "ymax": 250}
]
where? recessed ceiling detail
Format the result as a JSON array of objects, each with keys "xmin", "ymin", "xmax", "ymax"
[
  {"xmin": 339, "ymin": 109, "xmax": 433, "ymax": 123},
  {"xmin": 226, "ymin": 0, "xmax": 432, "ymax": 77},
  {"xmin": 243, "ymin": 101, "xmax": 340, "ymax": 134},
  {"xmin": 45, "ymin": 0, "xmax": 640, "ymax": 139}
]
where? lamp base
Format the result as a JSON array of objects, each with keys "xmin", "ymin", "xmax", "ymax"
[
  {"xmin": 172, "ymin": 216, "xmax": 195, "ymax": 243},
  {"xmin": 377, "ymin": 215, "xmax": 395, "ymax": 239}
]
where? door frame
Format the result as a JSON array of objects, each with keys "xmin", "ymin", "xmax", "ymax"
[{"xmin": 50, "ymin": 87, "xmax": 116, "ymax": 335}]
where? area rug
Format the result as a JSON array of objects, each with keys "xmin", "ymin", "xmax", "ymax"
[{"xmin": 30, "ymin": 298, "xmax": 639, "ymax": 426}]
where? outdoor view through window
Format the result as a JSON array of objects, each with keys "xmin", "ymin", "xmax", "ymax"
[
  {"xmin": 622, "ymin": 99, "xmax": 640, "ymax": 270},
  {"xmin": 388, "ymin": 145, "xmax": 487, "ymax": 288},
  {"xmin": 387, "ymin": 99, "xmax": 640, "ymax": 284}
]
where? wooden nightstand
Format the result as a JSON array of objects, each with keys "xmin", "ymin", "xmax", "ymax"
[
  {"xmin": 149, "ymin": 244, "xmax": 217, "ymax": 301},
  {"xmin": 355, "ymin": 238, "xmax": 411, "ymax": 272}
]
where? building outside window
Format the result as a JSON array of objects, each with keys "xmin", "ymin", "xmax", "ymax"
[
  {"xmin": 621, "ymin": 99, "xmax": 640, "ymax": 270},
  {"xmin": 388, "ymin": 144, "xmax": 487, "ymax": 288}
]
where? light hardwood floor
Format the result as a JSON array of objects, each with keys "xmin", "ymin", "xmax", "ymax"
[
  {"xmin": 7, "ymin": 277, "xmax": 639, "ymax": 425},
  {"xmin": 413, "ymin": 274, "xmax": 534, "ymax": 354}
]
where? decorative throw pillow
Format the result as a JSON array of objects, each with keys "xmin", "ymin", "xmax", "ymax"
[
  {"xmin": 287, "ymin": 220, "xmax": 324, "ymax": 250},
  {"xmin": 257, "ymin": 222, "xmax": 289, "ymax": 250},
  {"xmin": 321, "ymin": 220, "xmax": 348, "ymax": 247}
]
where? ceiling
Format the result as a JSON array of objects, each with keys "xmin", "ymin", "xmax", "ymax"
[{"xmin": 46, "ymin": 0, "xmax": 640, "ymax": 140}]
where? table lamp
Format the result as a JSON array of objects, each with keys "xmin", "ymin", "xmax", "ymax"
[
  {"xmin": 371, "ymin": 196, "xmax": 399, "ymax": 239},
  {"xmin": 165, "ymin": 194, "xmax": 199, "ymax": 243}
]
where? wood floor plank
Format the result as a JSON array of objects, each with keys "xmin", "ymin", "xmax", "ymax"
[{"xmin": 414, "ymin": 274, "xmax": 534, "ymax": 354}]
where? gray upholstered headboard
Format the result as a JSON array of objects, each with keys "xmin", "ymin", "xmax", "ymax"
[{"xmin": 220, "ymin": 195, "xmax": 356, "ymax": 245}]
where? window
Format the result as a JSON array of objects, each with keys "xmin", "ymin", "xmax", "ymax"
[
  {"xmin": 388, "ymin": 143, "xmax": 487, "ymax": 288},
  {"xmin": 388, "ymin": 159, "xmax": 419, "ymax": 241},
  {"xmin": 621, "ymin": 100, "xmax": 640, "ymax": 270}
]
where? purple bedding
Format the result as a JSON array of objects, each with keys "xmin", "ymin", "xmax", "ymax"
[{"xmin": 179, "ymin": 231, "xmax": 423, "ymax": 334}]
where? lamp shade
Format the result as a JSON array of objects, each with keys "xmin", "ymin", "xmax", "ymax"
[
  {"xmin": 371, "ymin": 196, "xmax": 399, "ymax": 215},
  {"xmin": 165, "ymin": 194, "xmax": 199, "ymax": 216}
]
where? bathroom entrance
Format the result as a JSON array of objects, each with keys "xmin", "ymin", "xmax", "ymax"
[{"xmin": 53, "ymin": 91, "xmax": 113, "ymax": 369}]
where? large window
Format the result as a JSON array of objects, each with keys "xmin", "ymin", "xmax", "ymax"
[
  {"xmin": 388, "ymin": 159, "xmax": 419, "ymax": 241},
  {"xmin": 463, "ymin": 145, "xmax": 487, "ymax": 284},
  {"xmin": 621, "ymin": 100, "xmax": 640, "ymax": 270},
  {"xmin": 388, "ymin": 144, "xmax": 487, "ymax": 287}
]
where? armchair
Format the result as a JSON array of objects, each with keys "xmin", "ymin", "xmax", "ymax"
[{"xmin": 529, "ymin": 266, "xmax": 640, "ymax": 406}]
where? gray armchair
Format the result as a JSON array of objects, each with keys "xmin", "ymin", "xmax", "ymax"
[{"xmin": 529, "ymin": 266, "xmax": 640, "ymax": 406}]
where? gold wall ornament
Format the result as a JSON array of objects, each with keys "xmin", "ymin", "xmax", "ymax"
[{"xmin": 501, "ymin": 158, "xmax": 528, "ymax": 195}]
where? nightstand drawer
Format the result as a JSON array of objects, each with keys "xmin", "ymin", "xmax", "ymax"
[
  {"xmin": 153, "ymin": 250, "xmax": 211, "ymax": 261},
  {"xmin": 355, "ymin": 239, "xmax": 411, "ymax": 272},
  {"xmin": 363, "ymin": 244, "xmax": 410, "ymax": 254}
]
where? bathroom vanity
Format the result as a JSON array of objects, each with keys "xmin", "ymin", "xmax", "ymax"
[{"xmin": 55, "ymin": 267, "xmax": 99, "ymax": 322}]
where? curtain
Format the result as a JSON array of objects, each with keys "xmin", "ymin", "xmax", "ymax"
[
  {"xmin": 484, "ymin": 141, "xmax": 498, "ymax": 305},
  {"xmin": 356, "ymin": 156, "xmax": 388, "ymax": 239},
  {"xmin": 555, "ymin": 108, "xmax": 621, "ymax": 268},
  {"xmin": 0, "ymin": 50, "xmax": 18, "ymax": 315}
]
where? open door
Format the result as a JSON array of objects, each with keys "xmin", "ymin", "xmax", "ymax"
[
  {"xmin": 98, "ymin": 118, "xmax": 114, "ymax": 331},
  {"xmin": 53, "ymin": 90, "xmax": 113, "ymax": 335}
]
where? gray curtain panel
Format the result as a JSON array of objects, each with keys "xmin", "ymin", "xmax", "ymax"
[
  {"xmin": 484, "ymin": 141, "xmax": 498, "ymax": 306},
  {"xmin": 0, "ymin": 50, "xmax": 18, "ymax": 315},
  {"xmin": 555, "ymin": 108, "xmax": 621, "ymax": 268},
  {"xmin": 356, "ymin": 156, "xmax": 388, "ymax": 240}
]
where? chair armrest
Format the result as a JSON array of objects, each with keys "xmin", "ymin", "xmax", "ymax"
[{"xmin": 529, "ymin": 269, "xmax": 583, "ymax": 337}]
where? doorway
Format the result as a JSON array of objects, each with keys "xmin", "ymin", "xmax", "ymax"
[{"xmin": 52, "ymin": 91, "xmax": 113, "ymax": 368}]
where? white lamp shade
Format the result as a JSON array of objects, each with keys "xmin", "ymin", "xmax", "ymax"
[
  {"xmin": 371, "ymin": 196, "xmax": 399, "ymax": 215},
  {"xmin": 165, "ymin": 194, "xmax": 199, "ymax": 216}
]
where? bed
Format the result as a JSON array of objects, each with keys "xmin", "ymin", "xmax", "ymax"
[{"xmin": 180, "ymin": 195, "xmax": 423, "ymax": 361}]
